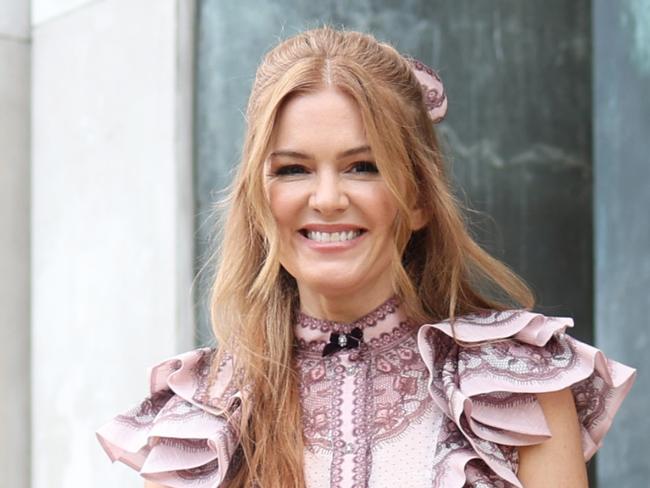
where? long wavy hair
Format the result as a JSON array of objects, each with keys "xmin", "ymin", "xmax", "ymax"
[{"xmin": 209, "ymin": 26, "xmax": 534, "ymax": 487}]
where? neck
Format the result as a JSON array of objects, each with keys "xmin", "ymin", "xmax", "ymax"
[{"xmin": 297, "ymin": 283, "xmax": 396, "ymax": 323}]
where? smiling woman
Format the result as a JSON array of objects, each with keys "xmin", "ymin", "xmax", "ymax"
[
  {"xmin": 265, "ymin": 87, "xmax": 425, "ymax": 314},
  {"xmin": 96, "ymin": 27, "xmax": 635, "ymax": 488}
]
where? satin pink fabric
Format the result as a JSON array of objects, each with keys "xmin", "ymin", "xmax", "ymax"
[{"xmin": 96, "ymin": 305, "xmax": 635, "ymax": 487}]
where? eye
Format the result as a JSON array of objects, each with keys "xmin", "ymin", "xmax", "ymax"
[
  {"xmin": 273, "ymin": 164, "xmax": 308, "ymax": 176},
  {"xmin": 349, "ymin": 161, "xmax": 379, "ymax": 174}
]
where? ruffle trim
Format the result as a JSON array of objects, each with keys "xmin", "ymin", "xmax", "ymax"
[
  {"xmin": 97, "ymin": 311, "xmax": 635, "ymax": 488},
  {"xmin": 96, "ymin": 348, "xmax": 242, "ymax": 488},
  {"xmin": 417, "ymin": 310, "xmax": 636, "ymax": 488}
]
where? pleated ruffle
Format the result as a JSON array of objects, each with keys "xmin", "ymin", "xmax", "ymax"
[
  {"xmin": 96, "ymin": 348, "xmax": 242, "ymax": 487},
  {"xmin": 417, "ymin": 310, "xmax": 636, "ymax": 487},
  {"xmin": 97, "ymin": 311, "xmax": 635, "ymax": 487}
]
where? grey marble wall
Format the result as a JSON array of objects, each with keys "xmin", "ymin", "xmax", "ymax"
[
  {"xmin": 31, "ymin": 1, "xmax": 196, "ymax": 486},
  {"xmin": 0, "ymin": 1, "xmax": 31, "ymax": 486},
  {"xmin": 594, "ymin": 1, "xmax": 650, "ymax": 486},
  {"xmin": 195, "ymin": 0, "xmax": 593, "ymax": 344}
]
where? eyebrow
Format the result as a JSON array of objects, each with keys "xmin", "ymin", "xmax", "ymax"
[{"xmin": 269, "ymin": 145, "xmax": 372, "ymax": 161}]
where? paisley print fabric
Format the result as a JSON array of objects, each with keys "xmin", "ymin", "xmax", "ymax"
[
  {"xmin": 294, "ymin": 300, "xmax": 439, "ymax": 487},
  {"xmin": 97, "ymin": 300, "xmax": 635, "ymax": 487},
  {"xmin": 96, "ymin": 349, "xmax": 241, "ymax": 487}
]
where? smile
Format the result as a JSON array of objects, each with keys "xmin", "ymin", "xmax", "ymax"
[{"xmin": 304, "ymin": 230, "xmax": 364, "ymax": 243}]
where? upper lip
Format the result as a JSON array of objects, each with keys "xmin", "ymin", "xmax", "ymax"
[{"xmin": 300, "ymin": 224, "xmax": 366, "ymax": 233}]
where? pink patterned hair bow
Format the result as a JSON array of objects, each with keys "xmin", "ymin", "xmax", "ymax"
[{"xmin": 408, "ymin": 58, "xmax": 448, "ymax": 123}]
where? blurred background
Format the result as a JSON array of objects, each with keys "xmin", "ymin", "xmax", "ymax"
[{"xmin": 1, "ymin": 0, "xmax": 648, "ymax": 486}]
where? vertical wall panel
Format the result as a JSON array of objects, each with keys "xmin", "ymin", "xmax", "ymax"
[
  {"xmin": 594, "ymin": 0, "xmax": 650, "ymax": 486},
  {"xmin": 430, "ymin": 1, "xmax": 593, "ymax": 345},
  {"xmin": 0, "ymin": 1, "xmax": 31, "ymax": 485},
  {"xmin": 31, "ymin": 1, "xmax": 195, "ymax": 486}
]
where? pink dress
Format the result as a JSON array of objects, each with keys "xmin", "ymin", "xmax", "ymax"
[{"xmin": 97, "ymin": 298, "xmax": 635, "ymax": 487}]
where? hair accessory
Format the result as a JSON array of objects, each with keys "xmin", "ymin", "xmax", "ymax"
[
  {"xmin": 322, "ymin": 327, "xmax": 363, "ymax": 357},
  {"xmin": 408, "ymin": 58, "xmax": 448, "ymax": 123}
]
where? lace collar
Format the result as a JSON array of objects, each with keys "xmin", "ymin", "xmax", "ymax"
[{"xmin": 293, "ymin": 296, "xmax": 416, "ymax": 353}]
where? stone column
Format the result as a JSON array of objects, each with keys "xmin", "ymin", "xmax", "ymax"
[
  {"xmin": 31, "ymin": 1, "xmax": 195, "ymax": 486},
  {"xmin": 594, "ymin": 0, "xmax": 650, "ymax": 486},
  {"xmin": 0, "ymin": 1, "xmax": 31, "ymax": 486}
]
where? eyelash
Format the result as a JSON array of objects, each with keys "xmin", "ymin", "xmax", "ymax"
[
  {"xmin": 272, "ymin": 161, "xmax": 379, "ymax": 176},
  {"xmin": 350, "ymin": 161, "xmax": 379, "ymax": 174},
  {"xmin": 274, "ymin": 165, "xmax": 307, "ymax": 176}
]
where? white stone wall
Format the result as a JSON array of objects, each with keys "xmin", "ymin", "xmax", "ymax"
[
  {"xmin": 0, "ymin": 0, "xmax": 31, "ymax": 486},
  {"xmin": 31, "ymin": 0, "xmax": 195, "ymax": 486}
]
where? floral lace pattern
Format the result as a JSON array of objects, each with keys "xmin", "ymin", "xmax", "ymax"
[
  {"xmin": 572, "ymin": 371, "xmax": 613, "ymax": 432},
  {"xmin": 295, "ymin": 300, "xmax": 435, "ymax": 487},
  {"xmin": 98, "ymin": 304, "xmax": 635, "ymax": 488},
  {"xmin": 463, "ymin": 460, "xmax": 512, "ymax": 488},
  {"xmin": 296, "ymin": 297, "xmax": 399, "ymax": 333},
  {"xmin": 177, "ymin": 458, "xmax": 220, "ymax": 481},
  {"xmin": 296, "ymin": 328, "xmax": 433, "ymax": 451},
  {"xmin": 114, "ymin": 388, "xmax": 175, "ymax": 428},
  {"xmin": 458, "ymin": 333, "xmax": 576, "ymax": 384},
  {"xmin": 409, "ymin": 58, "xmax": 448, "ymax": 123}
]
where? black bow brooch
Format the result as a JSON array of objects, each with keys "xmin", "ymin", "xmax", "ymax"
[{"xmin": 322, "ymin": 327, "xmax": 363, "ymax": 357}]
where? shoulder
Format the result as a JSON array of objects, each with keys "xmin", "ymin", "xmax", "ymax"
[
  {"xmin": 419, "ymin": 308, "xmax": 568, "ymax": 346},
  {"xmin": 414, "ymin": 309, "xmax": 636, "ymax": 487},
  {"xmin": 96, "ymin": 347, "xmax": 244, "ymax": 487},
  {"xmin": 418, "ymin": 309, "xmax": 636, "ymax": 395},
  {"xmin": 418, "ymin": 310, "xmax": 585, "ymax": 390}
]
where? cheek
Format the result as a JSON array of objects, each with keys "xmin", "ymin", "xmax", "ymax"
[
  {"xmin": 267, "ymin": 185, "xmax": 299, "ymax": 230},
  {"xmin": 364, "ymin": 188, "xmax": 400, "ymax": 230},
  {"xmin": 266, "ymin": 186, "xmax": 298, "ymax": 270}
]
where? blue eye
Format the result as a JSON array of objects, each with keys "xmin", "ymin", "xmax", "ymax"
[
  {"xmin": 275, "ymin": 164, "xmax": 308, "ymax": 176},
  {"xmin": 350, "ymin": 161, "xmax": 379, "ymax": 173}
]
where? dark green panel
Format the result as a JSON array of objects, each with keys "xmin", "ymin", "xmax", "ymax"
[
  {"xmin": 194, "ymin": 0, "xmax": 593, "ymax": 353},
  {"xmin": 410, "ymin": 2, "xmax": 593, "ymax": 345},
  {"xmin": 594, "ymin": 0, "xmax": 650, "ymax": 486}
]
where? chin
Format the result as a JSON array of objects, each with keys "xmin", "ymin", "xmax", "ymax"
[
  {"xmin": 300, "ymin": 275, "xmax": 366, "ymax": 297},
  {"xmin": 291, "ymin": 261, "xmax": 392, "ymax": 298}
]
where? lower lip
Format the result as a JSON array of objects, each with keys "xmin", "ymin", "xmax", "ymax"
[{"xmin": 297, "ymin": 231, "xmax": 366, "ymax": 252}]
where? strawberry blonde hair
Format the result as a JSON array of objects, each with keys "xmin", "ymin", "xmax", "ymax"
[{"xmin": 209, "ymin": 26, "xmax": 534, "ymax": 487}]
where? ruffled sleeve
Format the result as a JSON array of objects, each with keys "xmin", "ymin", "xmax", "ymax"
[
  {"xmin": 417, "ymin": 310, "xmax": 636, "ymax": 488},
  {"xmin": 96, "ymin": 348, "xmax": 244, "ymax": 488}
]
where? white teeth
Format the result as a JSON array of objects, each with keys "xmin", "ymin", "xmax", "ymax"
[{"xmin": 306, "ymin": 230, "xmax": 362, "ymax": 242}]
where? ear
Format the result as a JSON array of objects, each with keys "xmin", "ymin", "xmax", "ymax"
[{"xmin": 408, "ymin": 207, "xmax": 428, "ymax": 231}]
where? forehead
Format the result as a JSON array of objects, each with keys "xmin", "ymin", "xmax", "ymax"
[{"xmin": 271, "ymin": 87, "xmax": 368, "ymax": 154}]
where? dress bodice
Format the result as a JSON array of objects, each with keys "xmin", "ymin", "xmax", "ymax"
[
  {"xmin": 294, "ymin": 297, "xmax": 443, "ymax": 487},
  {"xmin": 96, "ymin": 300, "xmax": 636, "ymax": 487}
]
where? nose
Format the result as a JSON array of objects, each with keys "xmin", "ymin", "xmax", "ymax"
[{"xmin": 309, "ymin": 171, "xmax": 349, "ymax": 214}]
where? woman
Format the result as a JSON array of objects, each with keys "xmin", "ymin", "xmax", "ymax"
[{"xmin": 97, "ymin": 27, "xmax": 635, "ymax": 487}]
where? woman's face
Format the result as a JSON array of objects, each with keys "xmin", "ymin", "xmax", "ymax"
[{"xmin": 264, "ymin": 87, "xmax": 422, "ymax": 304}]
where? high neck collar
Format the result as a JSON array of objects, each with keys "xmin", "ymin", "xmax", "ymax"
[{"xmin": 294, "ymin": 296, "xmax": 415, "ymax": 353}]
